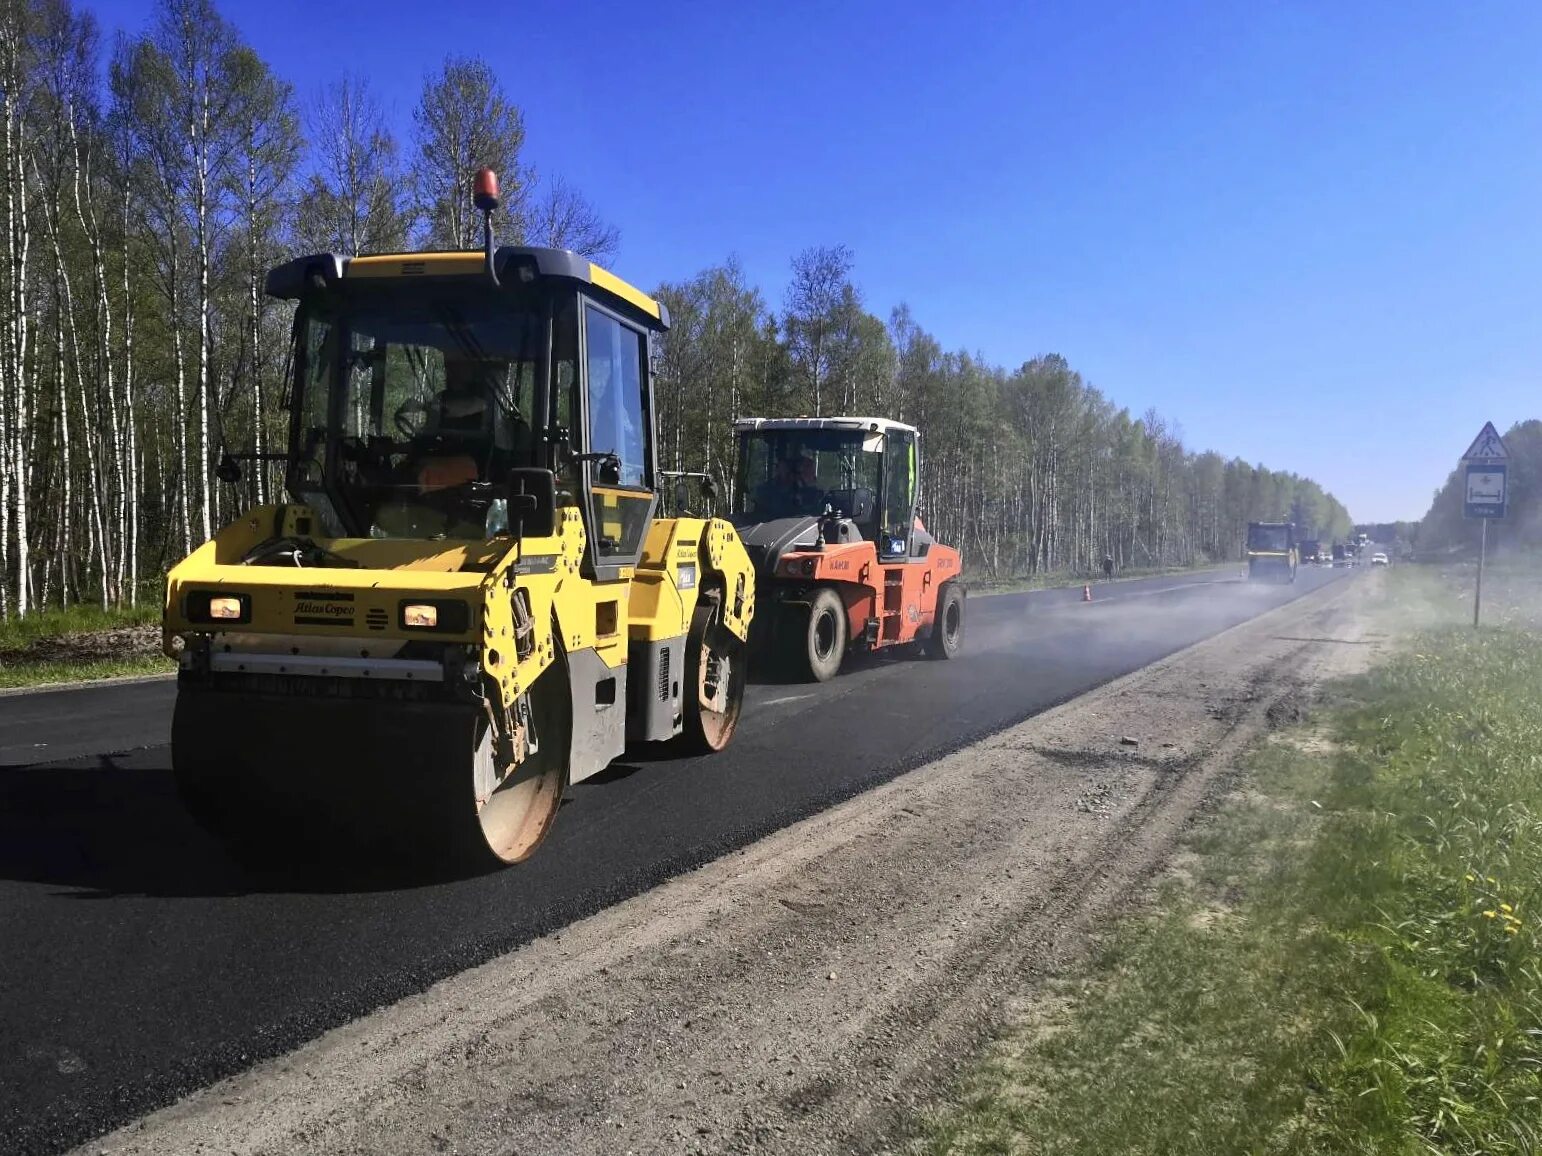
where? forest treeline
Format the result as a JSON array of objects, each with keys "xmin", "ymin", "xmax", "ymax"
[
  {"xmin": 0, "ymin": 0, "xmax": 1351, "ymax": 617},
  {"xmin": 1419, "ymin": 419, "xmax": 1542, "ymax": 554},
  {"xmin": 654, "ymin": 249, "xmax": 1352, "ymax": 576}
]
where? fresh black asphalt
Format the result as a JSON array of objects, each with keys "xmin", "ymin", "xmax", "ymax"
[{"xmin": 0, "ymin": 564, "xmax": 1353, "ymax": 1154}]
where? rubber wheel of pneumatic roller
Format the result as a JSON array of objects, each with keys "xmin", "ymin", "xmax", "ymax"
[
  {"xmin": 924, "ymin": 582, "xmax": 965, "ymax": 660},
  {"xmin": 799, "ymin": 586, "xmax": 847, "ymax": 683}
]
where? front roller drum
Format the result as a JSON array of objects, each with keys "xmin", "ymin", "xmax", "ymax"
[
  {"xmin": 680, "ymin": 591, "xmax": 748, "ymax": 753},
  {"xmin": 472, "ymin": 660, "xmax": 571, "ymax": 865},
  {"xmin": 172, "ymin": 668, "xmax": 570, "ymax": 872}
]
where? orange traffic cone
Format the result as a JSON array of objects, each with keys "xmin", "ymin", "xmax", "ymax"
[{"xmin": 1083, "ymin": 583, "xmax": 1093, "ymax": 602}]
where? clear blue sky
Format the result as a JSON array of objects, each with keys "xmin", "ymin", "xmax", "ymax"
[{"xmin": 95, "ymin": 0, "xmax": 1542, "ymax": 523}]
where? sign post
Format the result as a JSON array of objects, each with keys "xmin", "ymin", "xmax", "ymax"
[
  {"xmin": 1475, "ymin": 519, "xmax": 1485, "ymax": 629},
  {"xmin": 1460, "ymin": 421, "xmax": 1509, "ymax": 627}
]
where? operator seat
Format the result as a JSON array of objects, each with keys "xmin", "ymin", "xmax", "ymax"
[
  {"xmin": 908, "ymin": 521, "xmax": 935, "ymax": 558},
  {"xmin": 411, "ymin": 387, "xmax": 486, "ymax": 491},
  {"xmin": 411, "ymin": 360, "xmax": 526, "ymax": 490}
]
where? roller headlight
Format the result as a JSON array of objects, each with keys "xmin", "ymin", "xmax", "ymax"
[
  {"xmin": 398, "ymin": 599, "xmax": 470, "ymax": 632},
  {"xmin": 184, "ymin": 590, "xmax": 250, "ymax": 625},
  {"xmin": 402, "ymin": 603, "xmax": 438, "ymax": 629}
]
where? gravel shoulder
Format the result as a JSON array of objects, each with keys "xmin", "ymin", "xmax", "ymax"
[{"xmin": 82, "ymin": 574, "xmax": 1384, "ymax": 1156}]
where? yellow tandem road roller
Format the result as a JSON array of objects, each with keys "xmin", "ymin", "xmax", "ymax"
[{"xmin": 163, "ymin": 169, "xmax": 755, "ymax": 870}]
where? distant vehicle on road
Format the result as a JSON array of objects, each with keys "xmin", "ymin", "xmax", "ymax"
[
  {"xmin": 1371, "ymin": 552, "xmax": 1389, "ymax": 566},
  {"xmin": 1299, "ymin": 538, "xmax": 1321, "ymax": 564},
  {"xmin": 1246, "ymin": 521, "xmax": 1297, "ymax": 583}
]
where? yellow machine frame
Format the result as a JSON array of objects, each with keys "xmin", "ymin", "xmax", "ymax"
[{"xmin": 162, "ymin": 242, "xmax": 755, "ymax": 868}]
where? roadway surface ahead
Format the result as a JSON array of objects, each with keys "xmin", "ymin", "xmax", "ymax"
[{"xmin": 0, "ymin": 563, "xmax": 1353, "ymax": 1155}]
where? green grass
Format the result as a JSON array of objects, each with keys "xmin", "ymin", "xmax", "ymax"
[
  {"xmin": 0, "ymin": 654, "xmax": 173, "ymax": 689},
  {"xmin": 0, "ymin": 601, "xmax": 161, "ymax": 651},
  {"xmin": 913, "ymin": 567, "xmax": 1542, "ymax": 1155},
  {"xmin": 0, "ymin": 601, "xmax": 170, "ymax": 688}
]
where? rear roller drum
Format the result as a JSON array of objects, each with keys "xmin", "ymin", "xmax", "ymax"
[{"xmin": 681, "ymin": 591, "xmax": 748, "ymax": 753}]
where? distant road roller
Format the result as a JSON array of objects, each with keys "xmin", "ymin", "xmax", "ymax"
[
  {"xmin": 163, "ymin": 169, "xmax": 755, "ymax": 869},
  {"xmin": 1245, "ymin": 521, "xmax": 1298, "ymax": 583},
  {"xmin": 729, "ymin": 416, "xmax": 964, "ymax": 681}
]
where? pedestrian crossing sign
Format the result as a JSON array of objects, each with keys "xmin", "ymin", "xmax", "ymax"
[{"xmin": 1462, "ymin": 421, "xmax": 1508, "ymax": 463}]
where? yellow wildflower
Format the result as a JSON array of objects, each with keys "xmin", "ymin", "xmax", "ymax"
[
  {"xmin": 1483, "ymin": 910, "xmax": 1498, "ymax": 919},
  {"xmin": 1505, "ymin": 926, "xmax": 1520, "ymax": 935},
  {"xmin": 1488, "ymin": 876, "xmax": 1498, "ymax": 884},
  {"xmin": 1465, "ymin": 874, "xmax": 1477, "ymax": 883},
  {"xmin": 1501, "ymin": 903, "xmax": 1514, "ymax": 913}
]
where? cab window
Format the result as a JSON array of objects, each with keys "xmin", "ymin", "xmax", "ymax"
[
  {"xmin": 551, "ymin": 297, "xmax": 580, "ymax": 508},
  {"xmin": 882, "ymin": 430, "xmax": 915, "ymax": 557},
  {"xmin": 584, "ymin": 305, "xmax": 653, "ymax": 560},
  {"xmin": 584, "ymin": 306, "xmax": 648, "ymax": 488}
]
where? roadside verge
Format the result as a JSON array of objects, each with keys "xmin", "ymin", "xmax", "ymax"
[{"xmin": 915, "ymin": 566, "xmax": 1542, "ymax": 1155}]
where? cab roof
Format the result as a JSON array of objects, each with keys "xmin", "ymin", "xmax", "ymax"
[
  {"xmin": 732, "ymin": 416, "xmax": 919, "ymax": 437},
  {"xmin": 264, "ymin": 246, "xmax": 669, "ymax": 330}
]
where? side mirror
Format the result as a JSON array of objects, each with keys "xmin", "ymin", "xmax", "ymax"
[
  {"xmin": 848, "ymin": 487, "xmax": 873, "ymax": 521},
  {"xmin": 216, "ymin": 453, "xmax": 242, "ymax": 485},
  {"xmin": 673, "ymin": 478, "xmax": 691, "ymax": 514},
  {"xmin": 507, "ymin": 467, "xmax": 557, "ymax": 538},
  {"xmin": 701, "ymin": 474, "xmax": 719, "ymax": 502}
]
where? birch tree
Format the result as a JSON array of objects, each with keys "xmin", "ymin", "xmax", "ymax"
[
  {"xmin": 0, "ymin": 0, "xmax": 36, "ymax": 612},
  {"xmin": 526, "ymin": 173, "xmax": 619, "ymax": 262},
  {"xmin": 294, "ymin": 73, "xmax": 407, "ymax": 256},
  {"xmin": 412, "ymin": 55, "xmax": 526, "ymax": 249},
  {"xmin": 223, "ymin": 44, "xmax": 296, "ymax": 505},
  {"xmin": 783, "ymin": 244, "xmax": 852, "ymax": 417},
  {"xmin": 152, "ymin": 0, "xmax": 239, "ymax": 541}
]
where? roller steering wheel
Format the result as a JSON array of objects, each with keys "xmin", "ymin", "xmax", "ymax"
[{"xmin": 394, "ymin": 397, "xmax": 430, "ymax": 438}]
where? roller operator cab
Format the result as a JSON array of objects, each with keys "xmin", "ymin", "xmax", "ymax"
[
  {"xmin": 1246, "ymin": 521, "xmax": 1298, "ymax": 584},
  {"xmin": 730, "ymin": 416, "xmax": 964, "ymax": 682},
  {"xmin": 163, "ymin": 175, "xmax": 755, "ymax": 870}
]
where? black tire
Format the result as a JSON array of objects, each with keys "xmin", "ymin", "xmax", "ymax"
[
  {"xmin": 799, "ymin": 587, "xmax": 847, "ymax": 683},
  {"xmin": 680, "ymin": 591, "xmax": 748, "ymax": 752},
  {"xmin": 925, "ymin": 582, "xmax": 965, "ymax": 659}
]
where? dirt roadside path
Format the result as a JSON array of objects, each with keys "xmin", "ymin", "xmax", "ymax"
[{"xmin": 82, "ymin": 575, "xmax": 1386, "ymax": 1156}]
